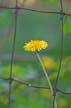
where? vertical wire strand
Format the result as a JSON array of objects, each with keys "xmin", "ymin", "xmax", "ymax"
[
  {"xmin": 8, "ymin": 0, "xmax": 18, "ymax": 108},
  {"xmin": 53, "ymin": 0, "xmax": 64, "ymax": 108}
]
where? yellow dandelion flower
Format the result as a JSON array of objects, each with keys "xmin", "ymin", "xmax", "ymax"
[
  {"xmin": 23, "ymin": 40, "xmax": 48, "ymax": 52},
  {"xmin": 42, "ymin": 56, "xmax": 55, "ymax": 70}
]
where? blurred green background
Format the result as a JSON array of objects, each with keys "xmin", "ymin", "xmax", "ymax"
[{"xmin": 0, "ymin": 0, "xmax": 71, "ymax": 108}]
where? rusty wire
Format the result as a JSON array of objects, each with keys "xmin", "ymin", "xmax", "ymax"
[
  {"xmin": 53, "ymin": 0, "xmax": 64, "ymax": 108},
  {"xmin": 8, "ymin": 0, "xmax": 18, "ymax": 108}
]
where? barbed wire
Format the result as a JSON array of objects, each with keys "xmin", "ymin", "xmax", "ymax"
[
  {"xmin": 0, "ymin": 5, "xmax": 71, "ymax": 16},
  {"xmin": 0, "ymin": 76, "xmax": 71, "ymax": 95},
  {"xmin": 0, "ymin": 0, "xmax": 71, "ymax": 108}
]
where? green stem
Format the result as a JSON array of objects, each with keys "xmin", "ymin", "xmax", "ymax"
[
  {"xmin": 36, "ymin": 52, "xmax": 57, "ymax": 108},
  {"xmin": 55, "ymin": 99, "xmax": 57, "ymax": 108},
  {"xmin": 36, "ymin": 52, "xmax": 53, "ymax": 93}
]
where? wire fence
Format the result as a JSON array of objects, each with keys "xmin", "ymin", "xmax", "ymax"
[{"xmin": 0, "ymin": 0, "xmax": 71, "ymax": 108}]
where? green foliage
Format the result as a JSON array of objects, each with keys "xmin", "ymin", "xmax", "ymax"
[
  {"xmin": 64, "ymin": 16, "xmax": 71, "ymax": 35},
  {"xmin": 0, "ymin": 57, "xmax": 71, "ymax": 108},
  {"xmin": 41, "ymin": 0, "xmax": 58, "ymax": 3}
]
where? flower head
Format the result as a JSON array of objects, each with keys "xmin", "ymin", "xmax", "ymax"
[{"xmin": 23, "ymin": 40, "xmax": 48, "ymax": 52}]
